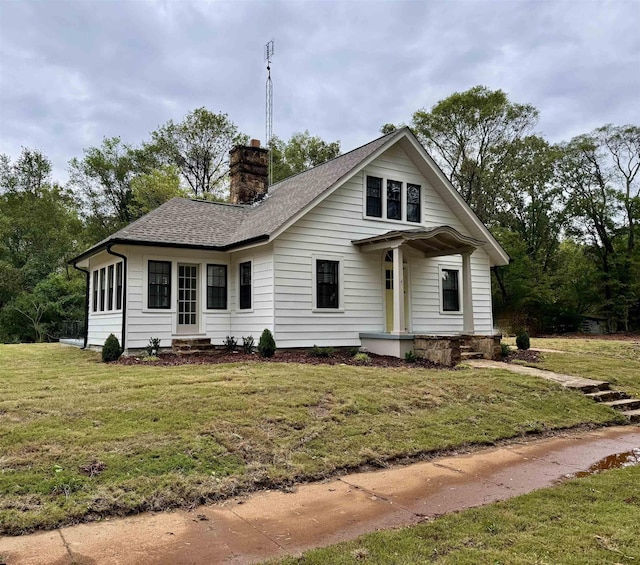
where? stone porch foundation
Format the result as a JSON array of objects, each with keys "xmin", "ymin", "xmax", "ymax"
[{"xmin": 413, "ymin": 334, "xmax": 502, "ymax": 367}]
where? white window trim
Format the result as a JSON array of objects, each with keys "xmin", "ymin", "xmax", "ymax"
[
  {"xmin": 204, "ymin": 262, "xmax": 230, "ymax": 313},
  {"xmin": 362, "ymin": 172, "xmax": 423, "ymax": 225},
  {"xmin": 237, "ymin": 258, "xmax": 254, "ymax": 313},
  {"xmin": 312, "ymin": 254, "xmax": 345, "ymax": 313},
  {"xmin": 90, "ymin": 260, "xmax": 124, "ymax": 316},
  {"xmin": 438, "ymin": 264, "xmax": 463, "ymax": 316},
  {"xmin": 142, "ymin": 256, "xmax": 176, "ymax": 313}
]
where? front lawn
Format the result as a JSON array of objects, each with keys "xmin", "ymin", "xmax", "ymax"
[
  {"xmin": 0, "ymin": 344, "xmax": 623, "ymax": 534},
  {"xmin": 271, "ymin": 465, "xmax": 640, "ymax": 564}
]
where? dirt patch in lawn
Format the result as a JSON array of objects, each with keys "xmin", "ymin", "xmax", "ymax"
[
  {"xmin": 505, "ymin": 349, "xmax": 541, "ymax": 364},
  {"xmin": 117, "ymin": 350, "xmax": 444, "ymax": 369}
]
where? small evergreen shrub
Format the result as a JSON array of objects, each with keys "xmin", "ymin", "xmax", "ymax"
[
  {"xmin": 145, "ymin": 337, "xmax": 161, "ymax": 356},
  {"xmin": 242, "ymin": 336, "xmax": 255, "ymax": 354},
  {"xmin": 258, "ymin": 329, "xmax": 276, "ymax": 358},
  {"xmin": 405, "ymin": 350, "xmax": 418, "ymax": 363},
  {"xmin": 353, "ymin": 352, "xmax": 371, "ymax": 364},
  {"xmin": 516, "ymin": 332, "xmax": 530, "ymax": 351},
  {"xmin": 102, "ymin": 334, "xmax": 122, "ymax": 362},
  {"xmin": 346, "ymin": 347, "xmax": 361, "ymax": 357},
  {"xmin": 223, "ymin": 336, "xmax": 237, "ymax": 352},
  {"xmin": 501, "ymin": 342, "xmax": 511, "ymax": 357},
  {"xmin": 310, "ymin": 345, "xmax": 334, "ymax": 358}
]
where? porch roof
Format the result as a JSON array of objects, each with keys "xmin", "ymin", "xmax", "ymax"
[{"xmin": 352, "ymin": 226, "xmax": 486, "ymax": 257}]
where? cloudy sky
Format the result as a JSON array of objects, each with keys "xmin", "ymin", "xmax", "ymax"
[{"xmin": 1, "ymin": 0, "xmax": 639, "ymax": 181}]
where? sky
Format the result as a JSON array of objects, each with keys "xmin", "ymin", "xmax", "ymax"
[{"xmin": 1, "ymin": 0, "xmax": 639, "ymax": 182}]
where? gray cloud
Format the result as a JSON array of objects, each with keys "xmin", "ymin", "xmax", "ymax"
[{"xmin": 1, "ymin": 0, "xmax": 638, "ymax": 182}]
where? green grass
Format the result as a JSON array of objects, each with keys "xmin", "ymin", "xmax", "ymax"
[
  {"xmin": 505, "ymin": 337, "xmax": 640, "ymax": 397},
  {"xmin": 271, "ymin": 465, "xmax": 640, "ymax": 564},
  {"xmin": 0, "ymin": 344, "xmax": 623, "ymax": 534}
]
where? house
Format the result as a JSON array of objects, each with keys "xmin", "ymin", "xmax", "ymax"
[{"xmin": 70, "ymin": 127, "xmax": 509, "ymax": 363}]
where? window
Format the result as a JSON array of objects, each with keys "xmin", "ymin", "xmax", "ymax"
[
  {"xmin": 99, "ymin": 268, "xmax": 106, "ymax": 311},
  {"xmin": 407, "ymin": 183, "xmax": 421, "ymax": 223},
  {"xmin": 116, "ymin": 262, "xmax": 123, "ymax": 310},
  {"xmin": 207, "ymin": 264, "xmax": 227, "ymax": 309},
  {"xmin": 148, "ymin": 261, "xmax": 171, "ymax": 309},
  {"xmin": 442, "ymin": 269, "xmax": 460, "ymax": 312},
  {"xmin": 316, "ymin": 260, "xmax": 339, "ymax": 309},
  {"xmin": 92, "ymin": 271, "xmax": 98, "ymax": 312},
  {"xmin": 239, "ymin": 261, "xmax": 251, "ymax": 310},
  {"xmin": 387, "ymin": 180, "xmax": 402, "ymax": 220},
  {"xmin": 366, "ymin": 176, "xmax": 382, "ymax": 217},
  {"xmin": 107, "ymin": 265, "xmax": 114, "ymax": 310}
]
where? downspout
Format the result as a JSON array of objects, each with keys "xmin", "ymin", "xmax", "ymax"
[
  {"xmin": 106, "ymin": 245, "xmax": 128, "ymax": 352},
  {"xmin": 71, "ymin": 262, "xmax": 90, "ymax": 349}
]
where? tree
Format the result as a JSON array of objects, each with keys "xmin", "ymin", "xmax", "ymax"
[
  {"xmin": 0, "ymin": 147, "xmax": 52, "ymax": 195},
  {"xmin": 128, "ymin": 165, "xmax": 187, "ymax": 219},
  {"xmin": 270, "ymin": 131, "xmax": 341, "ymax": 183},
  {"xmin": 150, "ymin": 108, "xmax": 247, "ymax": 198},
  {"xmin": 411, "ymin": 86, "xmax": 539, "ymax": 223}
]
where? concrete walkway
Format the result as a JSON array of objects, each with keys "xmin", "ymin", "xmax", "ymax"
[{"xmin": 2, "ymin": 426, "xmax": 640, "ymax": 565}]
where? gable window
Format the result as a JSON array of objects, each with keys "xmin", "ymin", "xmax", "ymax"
[
  {"xmin": 99, "ymin": 268, "xmax": 106, "ymax": 311},
  {"xmin": 442, "ymin": 269, "xmax": 460, "ymax": 312},
  {"xmin": 366, "ymin": 176, "xmax": 383, "ymax": 217},
  {"xmin": 407, "ymin": 183, "xmax": 421, "ymax": 223},
  {"xmin": 239, "ymin": 261, "xmax": 251, "ymax": 310},
  {"xmin": 316, "ymin": 260, "xmax": 339, "ymax": 309},
  {"xmin": 207, "ymin": 264, "xmax": 227, "ymax": 309},
  {"xmin": 92, "ymin": 271, "xmax": 98, "ymax": 312},
  {"xmin": 116, "ymin": 262, "xmax": 123, "ymax": 310},
  {"xmin": 107, "ymin": 265, "xmax": 114, "ymax": 310},
  {"xmin": 148, "ymin": 260, "xmax": 171, "ymax": 309},
  {"xmin": 387, "ymin": 180, "xmax": 402, "ymax": 220}
]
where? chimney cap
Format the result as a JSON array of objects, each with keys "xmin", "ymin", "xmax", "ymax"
[{"xmin": 250, "ymin": 139, "xmax": 261, "ymax": 148}]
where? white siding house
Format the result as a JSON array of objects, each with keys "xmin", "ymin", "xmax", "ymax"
[{"xmin": 71, "ymin": 128, "xmax": 509, "ymax": 357}]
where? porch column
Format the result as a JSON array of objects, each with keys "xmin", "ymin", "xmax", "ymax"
[
  {"xmin": 462, "ymin": 251, "xmax": 474, "ymax": 334},
  {"xmin": 392, "ymin": 246, "xmax": 405, "ymax": 334}
]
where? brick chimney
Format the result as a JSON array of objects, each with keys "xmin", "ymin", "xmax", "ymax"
[{"xmin": 229, "ymin": 139, "xmax": 269, "ymax": 204}]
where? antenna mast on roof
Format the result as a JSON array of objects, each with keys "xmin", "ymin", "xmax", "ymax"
[{"xmin": 265, "ymin": 39, "xmax": 274, "ymax": 185}]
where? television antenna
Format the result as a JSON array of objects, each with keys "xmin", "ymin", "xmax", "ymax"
[{"xmin": 265, "ymin": 39, "xmax": 274, "ymax": 185}]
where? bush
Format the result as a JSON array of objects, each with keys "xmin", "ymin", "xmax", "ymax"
[
  {"xmin": 258, "ymin": 329, "xmax": 276, "ymax": 358},
  {"xmin": 516, "ymin": 332, "xmax": 530, "ymax": 351},
  {"xmin": 501, "ymin": 342, "xmax": 511, "ymax": 357},
  {"xmin": 145, "ymin": 337, "xmax": 161, "ymax": 356},
  {"xmin": 346, "ymin": 347, "xmax": 361, "ymax": 357},
  {"xmin": 241, "ymin": 336, "xmax": 254, "ymax": 354},
  {"xmin": 223, "ymin": 336, "xmax": 237, "ymax": 352},
  {"xmin": 310, "ymin": 345, "xmax": 334, "ymax": 358},
  {"xmin": 102, "ymin": 334, "xmax": 122, "ymax": 362},
  {"xmin": 405, "ymin": 350, "xmax": 417, "ymax": 363},
  {"xmin": 353, "ymin": 352, "xmax": 371, "ymax": 364}
]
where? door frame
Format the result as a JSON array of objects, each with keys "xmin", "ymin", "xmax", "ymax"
[
  {"xmin": 176, "ymin": 263, "xmax": 200, "ymax": 334},
  {"xmin": 382, "ymin": 252, "xmax": 411, "ymax": 333}
]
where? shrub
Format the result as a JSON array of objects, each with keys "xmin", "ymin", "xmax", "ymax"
[
  {"xmin": 258, "ymin": 329, "xmax": 276, "ymax": 358},
  {"xmin": 501, "ymin": 342, "xmax": 511, "ymax": 357},
  {"xmin": 310, "ymin": 345, "xmax": 334, "ymax": 358},
  {"xmin": 405, "ymin": 350, "xmax": 417, "ymax": 363},
  {"xmin": 102, "ymin": 334, "xmax": 122, "ymax": 362},
  {"xmin": 242, "ymin": 336, "xmax": 255, "ymax": 354},
  {"xmin": 145, "ymin": 337, "xmax": 161, "ymax": 356},
  {"xmin": 223, "ymin": 336, "xmax": 237, "ymax": 352},
  {"xmin": 346, "ymin": 347, "xmax": 361, "ymax": 357},
  {"xmin": 516, "ymin": 332, "xmax": 530, "ymax": 351},
  {"xmin": 353, "ymin": 352, "xmax": 371, "ymax": 364}
]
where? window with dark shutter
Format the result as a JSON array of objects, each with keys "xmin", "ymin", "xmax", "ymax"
[
  {"xmin": 407, "ymin": 183, "xmax": 421, "ymax": 223},
  {"xmin": 442, "ymin": 269, "xmax": 460, "ymax": 312},
  {"xmin": 316, "ymin": 260, "xmax": 339, "ymax": 309},
  {"xmin": 148, "ymin": 261, "xmax": 171, "ymax": 309},
  {"xmin": 366, "ymin": 176, "xmax": 382, "ymax": 217},
  {"xmin": 207, "ymin": 264, "xmax": 227, "ymax": 309},
  {"xmin": 387, "ymin": 179, "xmax": 402, "ymax": 220},
  {"xmin": 239, "ymin": 262, "xmax": 251, "ymax": 310}
]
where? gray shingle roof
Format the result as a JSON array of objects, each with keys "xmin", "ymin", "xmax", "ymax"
[{"xmin": 73, "ymin": 128, "xmax": 403, "ymax": 261}]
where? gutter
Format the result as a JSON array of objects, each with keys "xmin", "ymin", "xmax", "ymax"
[
  {"xmin": 106, "ymin": 245, "xmax": 128, "ymax": 352},
  {"xmin": 71, "ymin": 262, "xmax": 90, "ymax": 349}
]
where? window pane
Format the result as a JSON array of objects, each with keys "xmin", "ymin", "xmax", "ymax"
[
  {"xmin": 92, "ymin": 271, "xmax": 98, "ymax": 312},
  {"xmin": 207, "ymin": 264, "xmax": 227, "ymax": 310},
  {"xmin": 366, "ymin": 176, "xmax": 382, "ymax": 217},
  {"xmin": 407, "ymin": 183, "xmax": 421, "ymax": 223},
  {"xmin": 239, "ymin": 262, "xmax": 251, "ymax": 309},
  {"xmin": 116, "ymin": 262, "xmax": 123, "ymax": 310},
  {"xmin": 387, "ymin": 180, "xmax": 402, "ymax": 220},
  {"xmin": 148, "ymin": 261, "xmax": 171, "ymax": 309},
  {"xmin": 442, "ymin": 269, "xmax": 460, "ymax": 312},
  {"xmin": 107, "ymin": 265, "xmax": 114, "ymax": 310},
  {"xmin": 317, "ymin": 260, "xmax": 339, "ymax": 309},
  {"xmin": 99, "ymin": 268, "xmax": 106, "ymax": 311}
]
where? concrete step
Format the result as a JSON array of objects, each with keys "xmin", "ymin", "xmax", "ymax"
[
  {"xmin": 604, "ymin": 398, "xmax": 640, "ymax": 412},
  {"xmin": 623, "ymin": 409, "xmax": 640, "ymax": 423},
  {"xmin": 172, "ymin": 338, "xmax": 212, "ymax": 347},
  {"xmin": 586, "ymin": 390, "xmax": 629, "ymax": 403},
  {"xmin": 461, "ymin": 351, "xmax": 484, "ymax": 360}
]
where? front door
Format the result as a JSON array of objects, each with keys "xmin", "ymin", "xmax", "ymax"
[
  {"xmin": 384, "ymin": 255, "xmax": 409, "ymax": 332},
  {"xmin": 177, "ymin": 264, "xmax": 198, "ymax": 334}
]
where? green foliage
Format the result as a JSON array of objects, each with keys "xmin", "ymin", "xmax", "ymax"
[
  {"xmin": 346, "ymin": 347, "xmax": 361, "ymax": 357},
  {"xmin": 516, "ymin": 332, "xmax": 530, "ymax": 351},
  {"xmin": 405, "ymin": 350, "xmax": 417, "ymax": 363},
  {"xmin": 257, "ymin": 329, "xmax": 276, "ymax": 358},
  {"xmin": 145, "ymin": 337, "xmax": 161, "ymax": 356},
  {"xmin": 269, "ymin": 131, "xmax": 341, "ymax": 183},
  {"xmin": 353, "ymin": 352, "xmax": 371, "ymax": 364},
  {"xmin": 128, "ymin": 165, "xmax": 186, "ymax": 219},
  {"xmin": 501, "ymin": 343, "xmax": 511, "ymax": 357},
  {"xmin": 241, "ymin": 336, "xmax": 255, "ymax": 354},
  {"xmin": 310, "ymin": 345, "xmax": 334, "ymax": 358},
  {"xmin": 101, "ymin": 334, "xmax": 122, "ymax": 362},
  {"xmin": 223, "ymin": 336, "xmax": 237, "ymax": 352}
]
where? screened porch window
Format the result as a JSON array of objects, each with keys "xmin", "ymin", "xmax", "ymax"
[
  {"xmin": 107, "ymin": 265, "xmax": 114, "ymax": 310},
  {"xmin": 148, "ymin": 261, "xmax": 171, "ymax": 309},
  {"xmin": 316, "ymin": 260, "xmax": 339, "ymax": 309},
  {"xmin": 115, "ymin": 262, "xmax": 123, "ymax": 310},
  {"xmin": 366, "ymin": 176, "xmax": 382, "ymax": 217},
  {"xmin": 239, "ymin": 261, "xmax": 251, "ymax": 310},
  {"xmin": 442, "ymin": 269, "xmax": 460, "ymax": 312},
  {"xmin": 92, "ymin": 271, "xmax": 98, "ymax": 312},
  {"xmin": 99, "ymin": 267, "xmax": 106, "ymax": 311},
  {"xmin": 387, "ymin": 179, "xmax": 402, "ymax": 220},
  {"xmin": 207, "ymin": 264, "xmax": 227, "ymax": 309}
]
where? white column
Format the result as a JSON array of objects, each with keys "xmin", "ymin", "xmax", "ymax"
[
  {"xmin": 462, "ymin": 251, "xmax": 474, "ymax": 334},
  {"xmin": 393, "ymin": 246, "xmax": 405, "ymax": 334}
]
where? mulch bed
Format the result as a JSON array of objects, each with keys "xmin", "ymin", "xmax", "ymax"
[
  {"xmin": 117, "ymin": 349, "xmax": 443, "ymax": 369},
  {"xmin": 505, "ymin": 349, "xmax": 541, "ymax": 364}
]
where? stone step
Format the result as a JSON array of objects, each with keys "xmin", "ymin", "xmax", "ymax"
[
  {"xmin": 172, "ymin": 338, "xmax": 212, "ymax": 347},
  {"xmin": 175, "ymin": 348, "xmax": 218, "ymax": 355},
  {"xmin": 624, "ymin": 409, "xmax": 640, "ymax": 423},
  {"xmin": 461, "ymin": 351, "xmax": 484, "ymax": 360},
  {"xmin": 604, "ymin": 398, "xmax": 640, "ymax": 412},
  {"xmin": 585, "ymin": 390, "xmax": 629, "ymax": 403},
  {"xmin": 460, "ymin": 345, "xmax": 474, "ymax": 352},
  {"xmin": 173, "ymin": 344, "xmax": 217, "ymax": 353},
  {"xmin": 568, "ymin": 381, "xmax": 610, "ymax": 394}
]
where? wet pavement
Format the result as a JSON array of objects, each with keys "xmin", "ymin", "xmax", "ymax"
[{"xmin": 1, "ymin": 426, "xmax": 639, "ymax": 565}]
